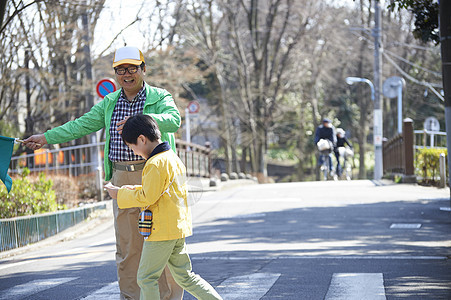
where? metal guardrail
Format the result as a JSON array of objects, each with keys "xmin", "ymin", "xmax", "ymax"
[
  {"xmin": 0, "ymin": 202, "xmax": 107, "ymax": 252},
  {"xmin": 9, "ymin": 140, "xmax": 211, "ymax": 178},
  {"xmin": 9, "ymin": 142, "xmax": 105, "ymax": 176},
  {"xmin": 414, "ymin": 130, "xmax": 447, "ymax": 149}
]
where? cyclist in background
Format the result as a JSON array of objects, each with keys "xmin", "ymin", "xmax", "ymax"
[
  {"xmin": 335, "ymin": 128, "xmax": 353, "ymax": 176},
  {"xmin": 314, "ymin": 118, "xmax": 337, "ymax": 174}
]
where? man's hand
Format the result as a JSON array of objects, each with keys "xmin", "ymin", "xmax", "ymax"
[
  {"xmin": 23, "ymin": 134, "xmax": 47, "ymax": 150},
  {"xmin": 104, "ymin": 182, "xmax": 121, "ymax": 199},
  {"xmin": 116, "ymin": 116, "xmax": 130, "ymax": 135}
]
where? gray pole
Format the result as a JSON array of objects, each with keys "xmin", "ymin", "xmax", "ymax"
[
  {"xmin": 372, "ymin": 0, "xmax": 383, "ymax": 180},
  {"xmin": 82, "ymin": 1, "xmax": 103, "ymax": 201},
  {"xmin": 439, "ymin": 0, "xmax": 451, "ymax": 204},
  {"xmin": 397, "ymin": 84, "xmax": 403, "ymax": 134},
  {"xmin": 81, "ymin": 7, "xmax": 93, "ymax": 109}
]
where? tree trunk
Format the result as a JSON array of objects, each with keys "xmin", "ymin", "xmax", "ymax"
[
  {"xmin": 216, "ymin": 72, "xmax": 233, "ymax": 174},
  {"xmin": 0, "ymin": 0, "xmax": 6, "ymax": 30}
]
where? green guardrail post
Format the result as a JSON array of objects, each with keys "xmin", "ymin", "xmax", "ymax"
[{"xmin": 14, "ymin": 220, "xmax": 18, "ymax": 249}]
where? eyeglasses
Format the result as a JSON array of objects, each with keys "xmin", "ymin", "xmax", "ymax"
[{"xmin": 114, "ymin": 66, "xmax": 140, "ymax": 75}]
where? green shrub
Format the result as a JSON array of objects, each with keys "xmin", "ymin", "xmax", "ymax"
[
  {"xmin": 415, "ymin": 148, "xmax": 448, "ymax": 184},
  {"xmin": 0, "ymin": 168, "xmax": 64, "ymax": 218}
]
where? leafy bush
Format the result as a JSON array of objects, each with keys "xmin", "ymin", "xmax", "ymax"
[
  {"xmin": 415, "ymin": 148, "xmax": 448, "ymax": 185},
  {"xmin": 0, "ymin": 168, "xmax": 65, "ymax": 218}
]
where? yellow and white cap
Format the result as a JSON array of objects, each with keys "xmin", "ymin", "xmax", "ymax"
[{"xmin": 112, "ymin": 46, "xmax": 145, "ymax": 68}]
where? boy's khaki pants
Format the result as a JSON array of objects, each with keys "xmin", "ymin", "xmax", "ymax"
[
  {"xmin": 112, "ymin": 163, "xmax": 184, "ymax": 300},
  {"xmin": 138, "ymin": 239, "xmax": 223, "ymax": 300}
]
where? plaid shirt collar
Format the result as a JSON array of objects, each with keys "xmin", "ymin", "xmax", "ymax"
[{"xmin": 119, "ymin": 84, "xmax": 146, "ymax": 103}]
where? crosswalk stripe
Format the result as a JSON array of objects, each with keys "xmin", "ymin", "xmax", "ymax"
[
  {"xmin": 325, "ymin": 273, "xmax": 386, "ymax": 300},
  {"xmin": 191, "ymin": 255, "xmax": 446, "ymax": 260},
  {"xmin": 0, "ymin": 272, "xmax": 387, "ymax": 299},
  {"xmin": 81, "ymin": 281, "xmax": 120, "ymax": 300},
  {"xmin": 216, "ymin": 273, "xmax": 281, "ymax": 300},
  {"xmin": 0, "ymin": 277, "xmax": 78, "ymax": 300}
]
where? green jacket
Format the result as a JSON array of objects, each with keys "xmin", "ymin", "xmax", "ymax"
[{"xmin": 44, "ymin": 83, "xmax": 181, "ymax": 181}]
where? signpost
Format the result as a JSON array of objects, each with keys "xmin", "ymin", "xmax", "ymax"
[
  {"xmin": 424, "ymin": 116, "xmax": 440, "ymax": 132},
  {"xmin": 94, "ymin": 78, "xmax": 116, "ymax": 201},
  {"xmin": 185, "ymin": 101, "xmax": 201, "ymax": 147},
  {"xmin": 424, "ymin": 116, "xmax": 441, "ymax": 148},
  {"xmin": 383, "ymin": 76, "xmax": 405, "ymax": 134},
  {"xmin": 96, "ymin": 78, "xmax": 117, "ymax": 98},
  {"xmin": 187, "ymin": 101, "xmax": 200, "ymax": 115}
]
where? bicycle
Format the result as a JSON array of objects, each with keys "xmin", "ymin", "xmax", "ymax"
[{"xmin": 317, "ymin": 139, "xmax": 334, "ymax": 181}]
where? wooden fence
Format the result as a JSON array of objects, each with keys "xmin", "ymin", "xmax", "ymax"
[{"xmin": 382, "ymin": 118, "xmax": 415, "ymax": 182}]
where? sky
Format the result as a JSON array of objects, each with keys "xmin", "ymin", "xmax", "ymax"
[
  {"xmin": 91, "ymin": 0, "xmax": 150, "ymax": 57},
  {"xmin": 91, "ymin": 0, "xmax": 361, "ymax": 57}
]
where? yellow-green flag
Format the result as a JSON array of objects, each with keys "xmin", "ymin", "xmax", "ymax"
[{"xmin": 0, "ymin": 135, "xmax": 15, "ymax": 193}]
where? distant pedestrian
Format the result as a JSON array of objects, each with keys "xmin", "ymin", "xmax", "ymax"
[
  {"xmin": 334, "ymin": 128, "xmax": 353, "ymax": 176},
  {"xmin": 314, "ymin": 118, "xmax": 337, "ymax": 172},
  {"xmin": 105, "ymin": 114, "xmax": 223, "ymax": 300}
]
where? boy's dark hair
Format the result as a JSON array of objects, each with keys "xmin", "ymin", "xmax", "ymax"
[{"xmin": 121, "ymin": 114, "xmax": 161, "ymax": 144}]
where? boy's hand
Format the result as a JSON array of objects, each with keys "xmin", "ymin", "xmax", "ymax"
[{"xmin": 104, "ymin": 182, "xmax": 120, "ymax": 199}]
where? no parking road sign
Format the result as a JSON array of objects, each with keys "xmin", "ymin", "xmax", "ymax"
[
  {"xmin": 187, "ymin": 101, "xmax": 200, "ymax": 114},
  {"xmin": 96, "ymin": 78, "xmax": 117, "ymax": 98}
]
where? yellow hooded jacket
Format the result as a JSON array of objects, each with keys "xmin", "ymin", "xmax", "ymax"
[{"xmin": 117, "ymin": 143, "xmax": 192, "ymax": 241}]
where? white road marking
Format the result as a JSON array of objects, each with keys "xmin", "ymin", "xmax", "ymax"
[
  {"xmin": 0, "ymin": 277, "xmax": 78, "ymax": 300},
  {"xmin": 229, "ymin": 213, "xmax": 267, "ymax": 218},
  {"xmin": 325, "ymin": 273, "xmax": 386, "ymax": 300},
  {"xmin": 80, "ymin": 274, "xmax": 281, "ymax": 300},
  {"xmin": 194, "ymin": 229, "xmax": 222, "ymax": 234},
  {"xmin": 191, "ymin": 255, "xmax": 447, "ymax": 260},
  {"xmin": 216, "ymin": 273, "xmax": 280, "ymax": 300},
  {"xmin": 390, "ymin": 223, "xmax": 421, "ymax": 229},
  {"xmin": 81, "ymin": 281, "xmax": 120, "ymax": 300}
]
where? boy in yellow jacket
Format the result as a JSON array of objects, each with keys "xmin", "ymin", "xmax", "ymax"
[{"xmin": 105, "ymin": 114, "xmax": 223, "ymax": 300}]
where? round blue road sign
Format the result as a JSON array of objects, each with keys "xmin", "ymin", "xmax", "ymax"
[{"xmin": 96, "ymin": 78, "xmax": 117, "ymax": 98}]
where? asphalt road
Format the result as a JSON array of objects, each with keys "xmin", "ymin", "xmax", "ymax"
[{"xmin": 0, "ymin": 180, "xmax": 450, "ymax": 299}]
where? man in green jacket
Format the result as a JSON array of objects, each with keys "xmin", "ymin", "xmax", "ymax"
[{"xmin": 24, "ymin": 46, "xmax": 183, "ymax": 300}]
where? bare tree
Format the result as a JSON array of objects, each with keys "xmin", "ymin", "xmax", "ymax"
[
  {"xmin": 214, "ymin": 0, "xmax": 307, "ymax": 180},
  {"xmin": 0, "ymin": 0, "xmax": 106, "ymax": 152}
]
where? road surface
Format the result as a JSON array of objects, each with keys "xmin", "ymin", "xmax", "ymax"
[{"xmin": 0, "ymin": 180, "xmax": 450, "ymax": 299}]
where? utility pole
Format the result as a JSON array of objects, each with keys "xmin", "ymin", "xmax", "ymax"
[
  {"xmin": 24, "ymin": 48, "xmax": 34, "ymax": 168},
  {"xmin": 81, "ymin": 5, "xmax": 93, "ymax": 110},
  {"xmin": 82, "ymin": 1, "xmax": 103, "ymax": 201},
  {"xmin": 440, "ymin": 0, "xmax": 451, "ymax": 204},
  {"xmin": 372, "ymin": 0, "xmax": 383, "ymax": 180}
]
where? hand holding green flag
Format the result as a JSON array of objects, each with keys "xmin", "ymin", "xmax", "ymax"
[{"xmin": 0, "ymin": 135, "xmax": 15, "ymax": 193}]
